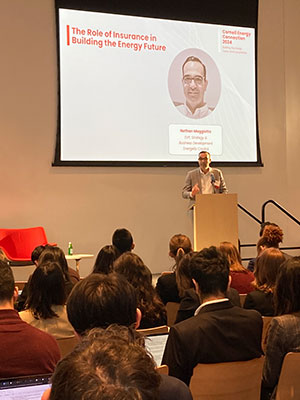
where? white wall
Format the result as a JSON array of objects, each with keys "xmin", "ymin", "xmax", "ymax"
[{"xmin": 1, "ymin": 0, "xmax": 300, "ymax": 280}]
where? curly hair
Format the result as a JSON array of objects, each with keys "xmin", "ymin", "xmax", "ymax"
[
  {"xmin": 257, "ymin": 225, "xmax": 283, "ymax": 250},
  {"xmin": 114, "ymin": 253, "xmax": 166, "ymax": 326}
]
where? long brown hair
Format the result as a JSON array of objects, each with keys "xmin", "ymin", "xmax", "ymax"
[
  {"xmin": 219, "ymin": 242, "xmax": 247, "ymax": 273},
  {"xmin": 274, "ymin": 257, "xmax": 300, "ymax": 315},
  {"xmin": 114, "ymin": 253, "xmax": 166, "ymax": 324},
  {"xmin": 254, "ymin": 248, "xmax": 285, "ymax": 293}
]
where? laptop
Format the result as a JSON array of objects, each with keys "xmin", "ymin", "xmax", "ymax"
[
  {"xmin": 0, "ymin": 374, "xmax": 51, "ymax": 399},
  {"xmin": 145, "ymin": 333, "xmax": 169, "ymax": 366}
]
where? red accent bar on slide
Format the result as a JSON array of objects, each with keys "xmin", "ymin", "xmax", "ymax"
[{"xmin": 67, "ymin": 25, "xmax": 70, "ymax": 45}]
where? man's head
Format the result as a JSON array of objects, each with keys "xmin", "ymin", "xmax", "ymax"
[
  {"xmin": 198, "ymin": 151, "xmax": 211, "ymax": 172},
  {"xmin": 67, "ymin": 273, "xmax": 140, "ymax": 335},
  {"xmin": 182, "ymin": 56, "xmax": 208, "ymax": 110},
  {"xmin": 45, "ymin": 326, "xmax": 161, "ymax": 400},
  {"xmin": 190, "ymin": 246, "xmax": 229, "ymax": 300},
  {"xmin": 0, "ymin": 261, "xmax": 17, "ymax": 307},
  {"xmin": 112, "ymin": 228, "xmax": 134, "ymax": 254}
]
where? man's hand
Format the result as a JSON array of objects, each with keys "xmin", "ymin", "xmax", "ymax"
[{"xmin": 191, "ymin": 183, "xmax": 200, "ymax": 197}]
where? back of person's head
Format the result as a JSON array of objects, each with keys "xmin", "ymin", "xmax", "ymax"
[
  {"xmin": 26, "ymin": 261, "xmax": 66, "ymax": 319},
  {"xmin": 190, "ymin": 246, "xmax": 229, "ymax": 298},
  {"xmin": 93, "ymin": 245, "xmax": 120, "ymax": 275},
  {"xmin": 219, "ymin": 242, "xmax": 246, "ymax": 273},
  {"xmin": 114, "ymin": 253, "xmax": 166, "ymax": 324},
  {"xmin": 38, "ymin": 246, "xmax": 70, "ymax": 282},
  {"xmin": 0, "ymin": 261, "xmax": 14, "ymax": 304},
  {"xmin": 67, "ymin": 273, "xmax": 137, "ymax": 335},
  {"xmin": 254, "ymin": 247, "xmax": 285, "ymax": 293},
  {"xmin": 169, "ymin": 234, "xmax": 192, "ymax": 268},
  {"xmin": 274, "ymin": 257, "xmax": 300, "ymax": 315},
  {"xmin": 31, "ymin": 245, "xmax": 47, "ymax": 264},
  {"xmin": 112, "ymin": 228, "xmax": 134, "ymax": 254},
  {"xmin": 176, "ymin": 251, "xmax": 198, "ymax": 297},
  {"xmin": 48, "ymin": 325, "xmax": 160, "ymax": 400},
  {"xmin": 259, "ymin": 221, "xmax": 279, "ymax": 237},
  {"xmin": 257, "ymin": 225, "xmax": 283, "ymax": 251}
]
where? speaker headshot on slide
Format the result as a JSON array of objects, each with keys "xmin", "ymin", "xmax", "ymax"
[{"xmin": 168, "ymin": 49, "xmax": 221, "ymax": 119}]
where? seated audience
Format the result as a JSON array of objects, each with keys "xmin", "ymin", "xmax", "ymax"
[
  {"xmin": 19, "ymin": 261, "xmax": 75, "ymax": 339},
  {"xmin": 156, "ymin": 234, "xmax": 192, "ymax": 304},
  {"xmin": 42, "ymin": 325, "xmax": 161, "ymax": 400},
  {"xmin": 17, "ymin": 245, "xmax": 77, "ymax": 311},
  {"xmin": 112, "ymin": 228, "xmax": 135, "ymax": 254},
  {"xmin": 175, "ymin": 252, "xmax": 241, "ymax": 324},
  {"xmin": 244, "ymin": 248, "xmax": 285, "ymax": 316},
  {"xmin": 219, "ymin": 241, "xmax": 255, "ymax": 294},
  {"xmin": 248, "ymin": 223, "xmax": 284, "ymax": 272},
  {"xmin": 114, "ymin": 253, "xmax": 167, "ymax": 329},
  {"xmin": 261, "ymin": 257, "xmax": 300, "ymax": 399},
  {"xmin": 92, "ymin": 244, "xmax": 119, "ymax": 274},
  {"xmin": 0, "ymin": 261, "xmax": 60, "ymax": 378},
  {"xmin": 66, "ymin": 273, "xmax": 193, "ymax": 400},
  {"xmin": 162, "ymin": 246, "xmax": 263, "ymax": 386}
]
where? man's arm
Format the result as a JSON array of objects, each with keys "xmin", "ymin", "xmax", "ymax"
[
  {"xmin": 161, "ymin": 326, "xmax": 193, "ymax": 386},
  {"xmin": 182, "ymin": 171, "xmax": 200, "ymax": 200},
  {"xmin": 219, "ymin": 170, "xmax": 228, "ymax": 194}
]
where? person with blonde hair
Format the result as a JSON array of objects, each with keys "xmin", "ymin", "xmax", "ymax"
[
  {"xmin": 244, "ymin": 248, "xmax": 285, "ymax": 316},
  {"xmin": 219, "ymin": 242, "xmax": 254, "ymax": 294},
  {"xmin": 156, "ymin": 234, "xmax": 192, "ymax": 304}
]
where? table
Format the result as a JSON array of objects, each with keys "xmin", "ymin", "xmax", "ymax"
[{"xmin": 65, "ymin": 253, "xmax": 94, "ymax": 273}]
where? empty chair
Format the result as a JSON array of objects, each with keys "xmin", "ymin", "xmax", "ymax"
[
  {"xmin": 190, "ymin": 357, "xmax": 264, "ymax": 400},
  {"xmin": 276, "ymin": 352, "xmax": 300, "ymax": 400},
  {"xmin": 0, "ymin": 227, "xmax": 53, "ymax": 264}
]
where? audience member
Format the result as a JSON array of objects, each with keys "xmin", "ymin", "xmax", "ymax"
[
  {"xmin": 162, "ymin": 246, "xmax": 263, "ymax": 386},
  {"xmin": 43, "ymin": 326, "xmax": 161, "ymax": 400},
  {"xmin": 244, "ymin": 248, "xmax": 285, "ymax": 316},
  {"xmin": 112, "ymin": 228, "xmax": 134, "ymax": 254},
  {"xmin": 261, "ymin": 257, "xmax": 300, "ymax": 399},
  {"xmin": 156, "ymin": 234, "xmax": 192, "ymax": 304},
  {"xmin": 175, "ymin": 252, "xmax": 240, "ymax": 324},
  {"xmin": 219, "ymin": 241, "xmax": 255, "ymax": 294},
  {"xmin": 19, "ymin": 261, "xmax": 74, "ymax": 339},
  {"xmin": 248, "ymin": 224, "xmax": 284, "ymax": 272},
  {"xmin": 114, "ymin": 253, "xmax": 167, "ymax": 329},
  {"xmin": 17, "ymin": 245, "xmax": 78, "ymax": 311},
  {"xmin": 92, "ymin": 244, "xmax": 119, "ymax": 274},
  {"xmin": 66, "ymin": 273, "xmax": 193, "ymax": 400},
  {"xmin": 0, "ymin": 261, "xmax": 60, "ymax": 378}
]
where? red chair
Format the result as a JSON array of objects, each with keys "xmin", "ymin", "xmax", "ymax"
[{"xmin": 0, "ymin": 227, "xmax": 54, "ymax": 264}]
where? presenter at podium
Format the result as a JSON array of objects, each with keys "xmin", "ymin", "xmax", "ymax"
[{"xmin": 182, "ymin": 151, "xmax": 228, "ymax": 205}]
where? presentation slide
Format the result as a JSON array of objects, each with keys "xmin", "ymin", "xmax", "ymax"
[{"xmin": 58, "ymin": 8, "xmax": 257, "ymax": 164}]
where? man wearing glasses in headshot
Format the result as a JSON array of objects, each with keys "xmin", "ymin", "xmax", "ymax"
[{"xmin": 176, "ymin": 56, "xmax": 212, "ymax": 119}]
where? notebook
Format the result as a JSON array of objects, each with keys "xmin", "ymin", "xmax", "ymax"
[
  {"xmin": 145, "ymin": 333, "xmax": 169, "ymax": 366},
  {"xmin": 0, "ymin": 374, "xmax": 51, "ymax": 399}
]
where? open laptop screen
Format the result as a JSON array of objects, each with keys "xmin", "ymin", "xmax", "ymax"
[{"xmin": 0, "ymin": 374, "xmax": 51, "ymax": 400}]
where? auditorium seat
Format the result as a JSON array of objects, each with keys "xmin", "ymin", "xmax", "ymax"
[
  {"xmin": 138, "ymin": 325, "xmax": 169, "ymax": 335},
  {"xmin": 276, "ymin": 352, "xmax": 300, "ymax": 400},
  {"xmin": 166, "ymin": 302, "xmax": 180, "ymax": 326},
  {"xmin": 190, "ymin": 357, "xmax": 264, "ymax": 400}
]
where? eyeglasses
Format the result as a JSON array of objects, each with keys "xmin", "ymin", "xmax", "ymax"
[{"xmin": 183, "ymin": 75, "xmax": 205, "ymax": 86}]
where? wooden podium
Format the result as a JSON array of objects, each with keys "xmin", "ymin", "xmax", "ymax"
[{"xmin": 193, "ymin": 193, "xmax": 238, "ymax": 251}]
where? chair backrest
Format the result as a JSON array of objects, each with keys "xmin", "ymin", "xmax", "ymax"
[
  {"xmin": 56, "ymin": 336, "xmax": 79, "ymax": 358},
  {"xmin": 239, "ymin": 293, "xmax": 247, "ymax": 307},
  {"xmin": 276, "ymin": 352, "xmax": 300, "ymax": 400},
  {"xmin": 0, "ymin": 227, "xmax": 48, "ymax": 261},
  {"xmin": 166, "ymin": 302, "xmax": 180, "ymax": 326},
  {"xmin": 262, "ymin": 316, "xmax": 273, "ymax": 353},
  {"xmin": 190, "ymin": 357, "xmax": 264, "ymax": 400},
  {"xmin": 137, "ymin": 325, "xmax": 169, "ymax": 336},
  {"xmin": 156, "ymin": 365, "xmax": 169, "ymax": 375}
]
